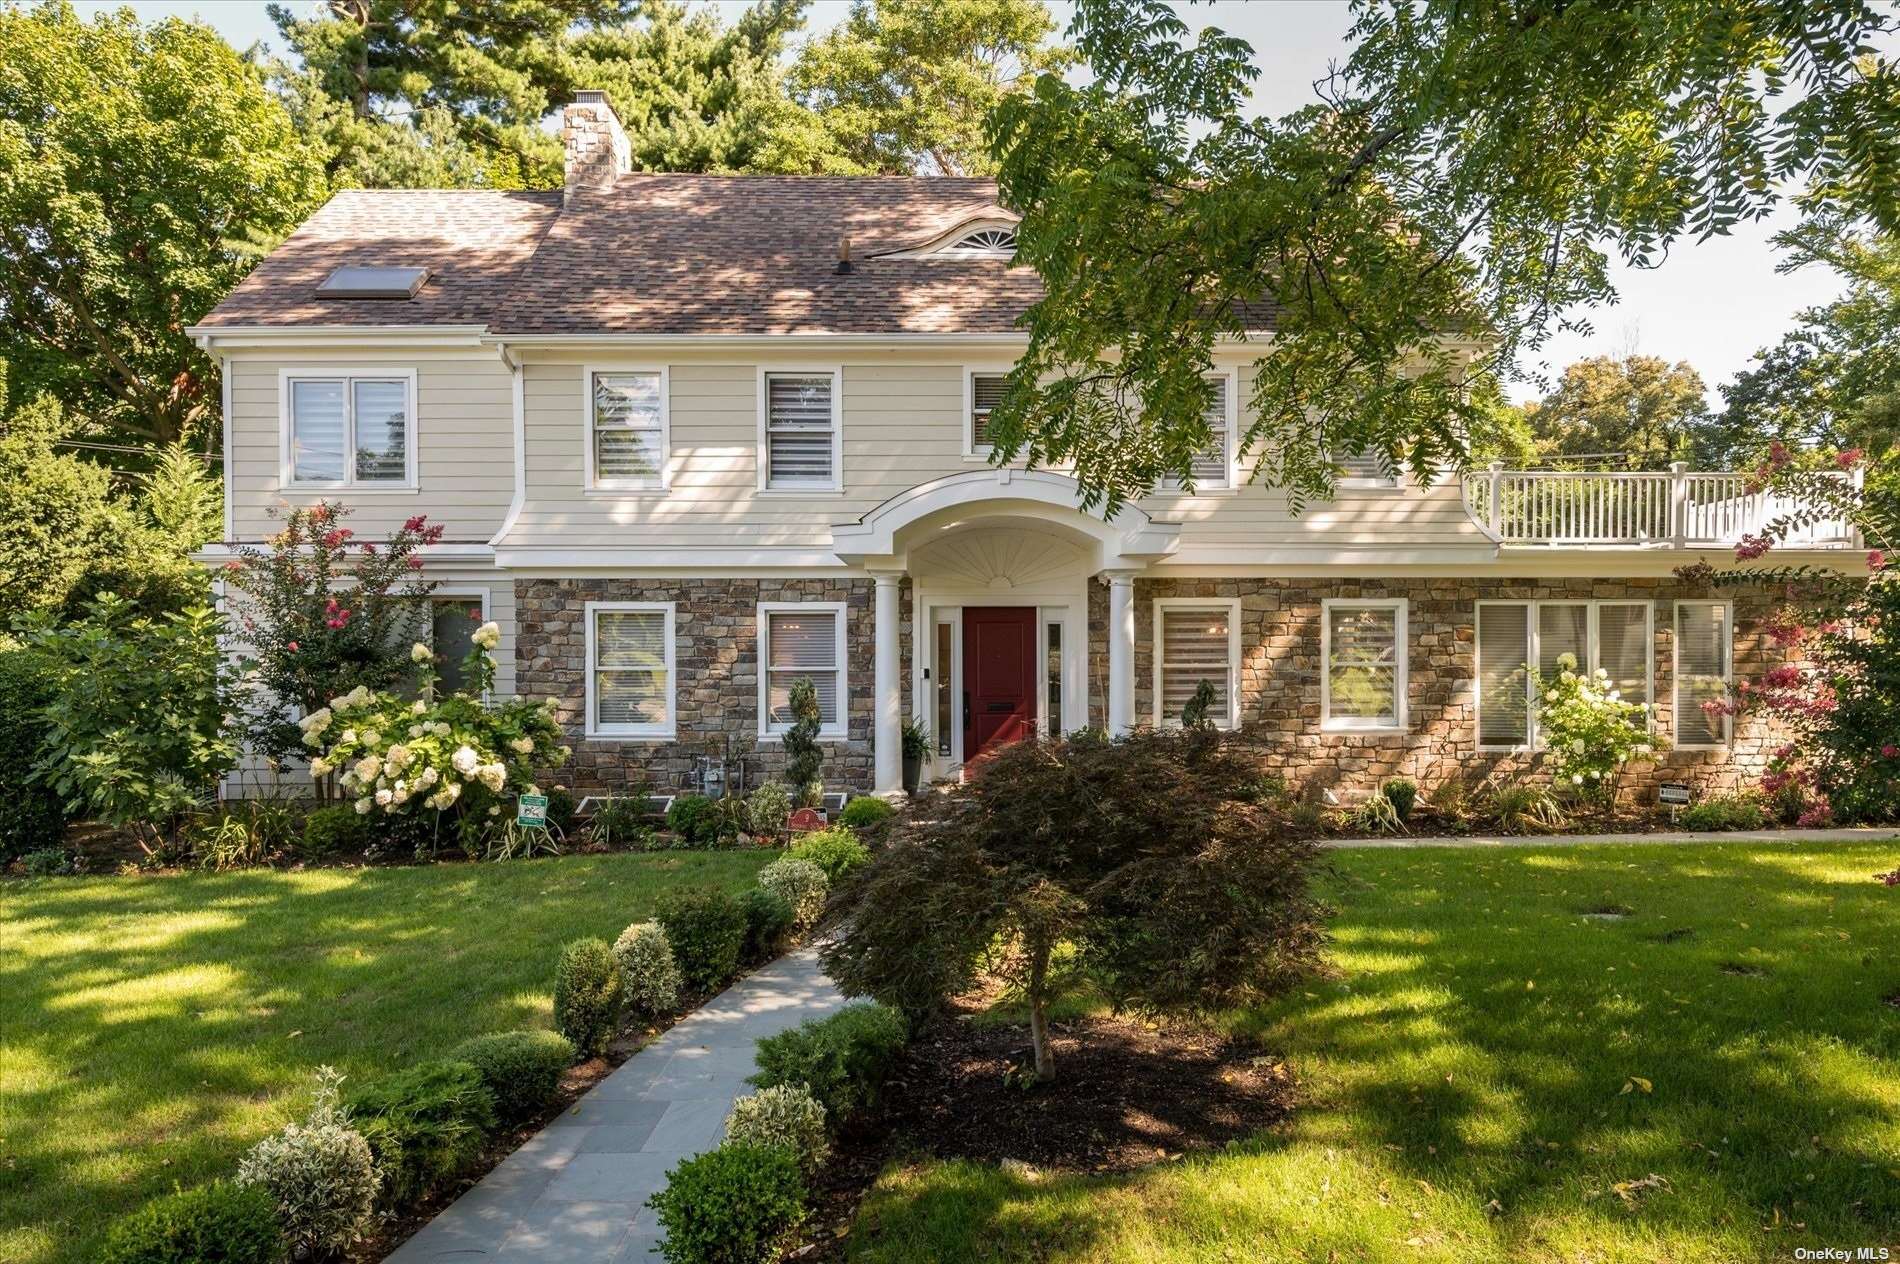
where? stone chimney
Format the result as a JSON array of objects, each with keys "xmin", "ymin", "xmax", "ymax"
[{"xmin": 563, "ymin": 90, "xmax": 629, "ymax": 202}]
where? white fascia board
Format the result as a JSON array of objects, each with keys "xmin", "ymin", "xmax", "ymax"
[
  {"xmin": 494, "ymin": 546, "xmax": 848, "ymax": 570},
  {"xmin": 189, "ymin": 324, "xmax": 490, "ymax": 351}
]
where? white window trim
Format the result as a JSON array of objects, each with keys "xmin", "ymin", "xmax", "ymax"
[
  {"xmin": 757, "ymin": 600, "xmax": 849, "ymax": 741},
  {"xmin": 278, "ymin": 367, "xmax": 419, "ymax": 491},
  {"xmin": 582, "ymin": 364, "xmax": 670, "ymax": 493},
  {"xmin": 963, "ymin": 364, "xmax": 1013, "ymax": 460},
  {"xmin": 756, "ymin": 367, "xmax": 843, "ymax": 494},
  {"xmin": 584, "ymin": 600, "xmax": 677, "ymax": 741},
  {"xmin": 1320, "ymin": 597, "xmax": 1409, "ymax": 732},
  {"xmin": 1673, "ymin": 599, "xmax": 1735, "ymax": 750},
  {"xmin": 1473, "ymin": 600, "xmax": 1656, "ymax": 752},
  {"xmin": 1152, "ymin": 598, "xmax": 1242, "ymax": 729}
]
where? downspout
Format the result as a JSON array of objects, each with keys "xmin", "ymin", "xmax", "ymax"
[{"xmin": 489, "ymin": 343, "xmax": 526, "ymax": 550}]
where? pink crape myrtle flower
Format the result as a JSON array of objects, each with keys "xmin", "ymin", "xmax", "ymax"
[{"xmin": 1869, "ymin": 549, "xmax": 1886, "ymax": 572}]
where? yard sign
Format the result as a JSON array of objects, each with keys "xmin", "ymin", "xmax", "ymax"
[{"xmin": 517, "ymin": 793, "xmax": 550, "ymax": 828}]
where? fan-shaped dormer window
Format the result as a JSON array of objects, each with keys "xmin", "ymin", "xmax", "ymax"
[
  {"xmin": 943, "ymin": 227, "xmax": 1017, "ymax": 256},
  {"xmin": 881, "ymin": 217, "xmax": 1021, "ymax": 260}
]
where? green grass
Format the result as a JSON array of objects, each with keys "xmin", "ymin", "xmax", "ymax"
[
  {"xmin": 0, "ymin": 851, "xmax": 773, "ymax": 1264},
  {"xmin": 848, "ymin": 842, "xmax": 1900, "ymax": 1263}
]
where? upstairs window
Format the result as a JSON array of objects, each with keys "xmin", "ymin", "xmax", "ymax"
[
  {"xmin": 589, "ymin": 370, "xmax": 667, "ymax": 490},
  {"xmin": 938, "ymin": 226, "xmax": 1017, "ymax": 256},
  {"xmin": 1332, "ymin": 444, "xmax": 1399, "ymax": 487},
  {"xmin": 761, "ymin": 371, "xmax": 840, "ymax": 491},
  {"xmin": 760, "ymin": 603, "xmax": 847, "ymax": 739},
  {"xmin": 284, "ymin": 372, "xmax": 414, "ymax": 488},
  {"xmin": 969, "ymin": 372, "xmax": 1008, "ymax": 452},
  {"xmin": 1322, "ymin": 599, "xmax": 1407, "ymax": 730},
  {"xmin": 1160, "ymin": 375, "xmax": 1235, "ymax": 492},
  {"xmin": 1476, "ymin": 600, "xmax": 1653, "ymax": 750},
  {"xmin": 1154, "ymin": 599, "xmax": 1240, "ymax": 729}
]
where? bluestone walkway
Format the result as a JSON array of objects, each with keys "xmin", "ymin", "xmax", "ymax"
[
  {"xmin": 1325, "ymin": 825, "xmax": 1899, "ymax": 849},
  {"xmin": 386, "ymin": 947, "xmax": 847, "ymax": 1263}
]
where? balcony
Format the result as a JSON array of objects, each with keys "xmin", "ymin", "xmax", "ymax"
[{"xmin": 1462, "ymin": 463, "xmax": 1860, "ymax": 549}]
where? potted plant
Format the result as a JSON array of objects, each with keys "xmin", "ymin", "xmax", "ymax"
[{"xmin": 901, "ymin": 719, "xmax": 930, "ymax": 796}]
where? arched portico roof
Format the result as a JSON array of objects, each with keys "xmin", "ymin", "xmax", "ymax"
[{"xmin": 829, "ymin": 469, "xmax": 1180, "ymax": 569}]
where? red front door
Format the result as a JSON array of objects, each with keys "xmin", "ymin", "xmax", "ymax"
[{"xmin": 963, "ymin": 606, "xmax": 1037, "ymax": 764}]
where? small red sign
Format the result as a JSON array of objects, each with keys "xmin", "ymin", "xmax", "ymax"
[{"xmin": 786, "ymin": 807, "xmax": 828, "ymax": 833}]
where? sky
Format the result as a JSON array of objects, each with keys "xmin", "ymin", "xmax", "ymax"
[{"xmin": 78, "ymin": 0, "xmax": 1853, "ymax": 408}]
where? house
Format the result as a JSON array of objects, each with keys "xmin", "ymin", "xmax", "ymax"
[{"xmin": 191, "ymin": 92, "xmax": 1860, "ymax": 801}]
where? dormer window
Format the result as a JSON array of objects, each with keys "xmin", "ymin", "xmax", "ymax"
[
  {"xmin": 879, "ymin": 215, "xmax": 1022, "ymax": 260},
  {"xmin": 941, "ymin": 227, "xmax": 1017, "ymax": 256}
]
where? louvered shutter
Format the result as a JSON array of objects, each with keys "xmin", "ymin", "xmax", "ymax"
[
  {"xmin": 594, "ymin": 373, "xmax": 664, "ymax": 484},
  {"xmin": 1327, "ymin": 604, "xmax": 1399, "ymax": 723},
  {"xmin": 1159, "ymin": 606, "xmax": 1233, "ymax": 726},
  {"xmin": 765, "ymin": 374, "xmax": 835, "ymax": 487},
  {"xmin": 1675, "ymin": 602, "xmax": 1731, "ymax": 745},
  {"xmin": 970, "ymin": 374, "xmax": 1007, "ymax": 449},
  {"xmin": 291, "ymin": 380, "xmax": 346, "ymax": 482},
  {"xmin": 766, "ymin": 610, "xmax": 841, "ymax": 726},
  {"xmin": 595, "ymin": 610, "xmax": 669, "ymax": 728},
  {"xmin": 1477, "ymin": 603, "xmax": 1531, "ymax": 748}
]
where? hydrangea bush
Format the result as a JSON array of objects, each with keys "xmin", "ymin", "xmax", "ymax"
[
  {"xmin": 300, "ymin": 621, "xmax": 568, "ymax": 854},
  {"xmin": 1529, "ymin": 655, "xmax": 1662, "ymax": 807}
]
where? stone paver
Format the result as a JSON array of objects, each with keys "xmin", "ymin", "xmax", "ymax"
[{"xmin": 387, "ymin": 947, "xmax": 846, "ymax": 1262}]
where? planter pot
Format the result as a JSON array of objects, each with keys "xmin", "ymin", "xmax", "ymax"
[{"xmin": 902, "ymin": 753, "xmax": 923, "ymax": 795}]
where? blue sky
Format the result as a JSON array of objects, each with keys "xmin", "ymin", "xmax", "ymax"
[{"xmin": 80, "ymin": 0, "xmax": 1853, "ymax": 407}]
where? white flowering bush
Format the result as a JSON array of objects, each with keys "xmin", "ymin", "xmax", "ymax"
[
  {"xmin": 758, "ymin": 857, "xmax": 829, "ymax": 930},
  {"xmin": 236, "ymin": 1067, "xmax": 378, "ymax": 1257},
  {"xmin": 613, "ymin": 920, "xmax": 683, "ymax": 1015},
  {"xmin": 300, "ymin": 624, "xmax": 569, "ymax": 853},
  {"xmin": 722, "ymin": 1084, "xmax": 830, "ymax": 1174},
  {"xmin": 1531, "ymin": 654, "xmax": 1665, "ymax": 806}
]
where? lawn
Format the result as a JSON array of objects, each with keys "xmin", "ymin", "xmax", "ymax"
[
  {"xmin": 0, "ymin": 850, "xmax": 774, "ymax": 1264},
  {"xmin": 847, "ymin": 841, "xmax": 1900, "ymax": 1263}
]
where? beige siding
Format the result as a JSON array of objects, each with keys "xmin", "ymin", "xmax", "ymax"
[
  {"xmin": 502, "ymin": 352, "xmax": 1485, "ymax": 552},
  {"xmin": 226, "ymin": 350, "xmax": 515, "ymax": 544}
]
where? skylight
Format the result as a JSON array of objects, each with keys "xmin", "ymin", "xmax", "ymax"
[{"xmin": 317, "ymin": 266, "xmax": 431, "ymax": 300}]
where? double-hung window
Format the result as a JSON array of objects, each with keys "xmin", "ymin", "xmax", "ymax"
[
  {"xmin": 1674, "ymin": 600, "xmax": 1733, "ymax": 748},
  {"xmin": 586, "ymin": 602, "xmax": 675, "ymax": 739},
  {"xmin": 1322, "ymin": 599, "xmax": 1408, "ymax": 730},
  {"xmin": 760, "ymin": 371, "xmax": 840, "ymax": 491},
  {"xmin": 1158, "ymin": 374, "xmax": 1236, "ymax": 492},
  {"xmin": 1476, "ymin": 601, "xmax": 1654, "ymax": 750},
  {"xmin": 1153, "ymin": 599, "xmax": 1240, "ymax": 728},
  {"xmin": 1331, "ymin": 444, "xmax": 1399, "ymax": 487},
  {"xmin": 759, "ymin": 603, "xmax": 847, "ymax": 739},
  {"xmin": 968, "ymin": 372, "xmax": 1008, "ymax": 454},
  {"xmin": 283, "ymin": 370, "xmax": 415, "ymax": 488},
  {"xmin": 588, "ymin": 369, "xmax": 667, "ymax": 490}
]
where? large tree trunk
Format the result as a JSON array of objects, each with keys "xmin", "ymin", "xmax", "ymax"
[{"xmin": 1027, "ymin": 936, "xmax": 1055, "ymax": 1082}]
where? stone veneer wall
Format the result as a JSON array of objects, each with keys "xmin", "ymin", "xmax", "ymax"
[
  {"xmin": 1131, "ymin": 576, "xmax": 1793, "ymax": 797},
  {"xmin": 516, "ymin": 578, "xmax": 885, "ymax": 793}
]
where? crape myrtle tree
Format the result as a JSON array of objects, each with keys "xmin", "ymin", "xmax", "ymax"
[
  {"xmin": 221, "ymin": 503, "xmax": 439, "ymax": 766},
  {"xmin": 820, "ymin": 728, "xmax": 1327, "ymax": 1082},
  {"xmin": 982, "ymin": 0, "xmax": 1900, "ymax": 512}
]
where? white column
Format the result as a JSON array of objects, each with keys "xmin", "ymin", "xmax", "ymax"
[
  {"xmin": 872, "ymin": 573, "xmax": 903, "ymax": 793},
  {"xmin": 1105, "ymin": 570, "xmax": 1136, "ymax": 736}
]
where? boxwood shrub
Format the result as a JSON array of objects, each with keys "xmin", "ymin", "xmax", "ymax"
[
  {"xmin": 737, "ymin": 888, "xmax": 794, "ymax": 964},
  {"xmin": 554, "ymin": 937, "xmax": 626, "ymax": 1057},
  {"xmin": 450, "ymin": 1030, "xmax": 575, "ymax": 1126},
  {"xmin": 345, "ymin": 1060, "xmax": 495, "ymax": 1206},
  {"xmin": 98, "ymin": 1181, "xmax": 284, "ymax": 1264},
  {"xmin": 654, "ymin": 886, "xmax": 748, "ymax": 992},
  {"xmin": 646, "ymin": 1142, "xmax": 806, "ymax": 1264},
  {"xmin": 748, "ymin": 1002, "xmax": 907, "ymax": 1124},
  {"xmin": 836, "ymin": 796, "xmax": 895, "ymax": 830},
  {"xmin": 785, "ymin": 826, "xmax": 870, "ymax": 882}
]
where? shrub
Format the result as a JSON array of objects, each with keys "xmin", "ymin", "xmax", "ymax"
[
  {"xmin": 666, "ymin": 794, "xmax": 725, "ymax": 847},
  {"xmin": 545, "ymin": 786, "xmax": 578, "ymax": 834},
  {"xmin": 745, "ymin": 781, "xmax": 791, "ymax": 837},
  {"xmin": 235, "ymin": 1068, "xmax": 376, "ymax": 1258},
  {"xmin": 786, "ymin": 826, "xmax": 870, "ymax": 882},
  {"xmin": 346, "ymin": 1060, "xmax": 495, "ymax": 1206},
  {"xmin": 98, "ymin": 1181, "xmax": 284, "ymax": 1264},
  {"xmin": 613, "ymin": 921, "xmax": 683, "ymax": 1015},
  {"xmin": 1531, "ymin": 656, "xmax": 1664, "ymax": 807},
  {"xmin": 1346, "ymin": 789, "xmax": 1404, "ymax": 835},
  {"xmin": 836, "ymin": 795, "xmax": 895, "ymax": 830},
  {"xmin": 300, "ymin": 804, "xmax": 367, "ymax": 860},
  {"xmin": 1484, "ymin": 781, "xmax": 1569, "ymax": 833},
  {"xmin": 646, "ymin": 1142, "xmax": 806, "ymax": 1264},
  {"xmin": 758, "ymin": 857, "xmax": 829, "ymax": 930},
  {"xmin": 722, "ymin": 1085, "xmax": 829, "ymax": 1174},
  {"xmin": 1677, "ymin": 792, "xmax": 1768, "ymax": 832},
  {"xmin": 21, "ymin": 846, "xmax": 76, "ymax": 877},
  {"xmin": 0, "ymin": 648, "xmax": 63, "ymax": 862},
  {"xmin": 749, "ymin": 1002, "xmax": 907, "ymax": 1122},
  {"xmin": 450, "ymin": 1030, "xmax": 575, "ymax": 1126},
  {"xmin": 737, "ymin": 888, "xmax": 795, "ymax": 964},
  {"xmin": 1239, "ymin": 772, "xmax": 1292, "ymax": 808},
  {"xmin": 590, "ymin": 794, "xmax": 650, "ymax": 848},
  {"xmin": 655, "ymin": 886, "xmax": 749, "ymax": 992},
  {"xmin": 782, "ymin": 677, "xmax": 824, "ymax": 807},
  {"xmin": 189, "ymin": 812, "xmax": 270, "ymax": 871},
  {"xmin": 554, "ymin": 938, "xmax": 625, "ymax": 1058},
  {"xmin": 1381, "ymin": 778, "xmax": 1418, "ymax": 822}
]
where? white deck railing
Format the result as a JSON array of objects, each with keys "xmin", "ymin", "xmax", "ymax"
[{"xmin": 1462, "ymin": 463, "xmax": 1859, "ymax": 548}]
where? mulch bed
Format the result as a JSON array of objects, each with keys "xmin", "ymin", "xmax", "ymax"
[{"xmin": 801, "ymin": 1001, "xmax": 1295, "ymax": 1256}]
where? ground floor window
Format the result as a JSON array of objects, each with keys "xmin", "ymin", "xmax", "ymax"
[
  {"xmin": 429, "ymin": 596, "xmax": 487, "ymax": 696},
  {"xmin": 1674, "ymin": 600, "xmax": 1733, "ymax": 748},
  {"xmin": 586, "ymin": 602, "xmax": 674, "ymax": 738},
  {"xmin": 1153, "ymin": 599, "xmax": 1240, "ymax": 728},
  {"xmin": 760, "ymin": 602, "xmax": 846, "ymax": 739},
  {"xmin": 1476, "ymin": 600, "xmax": 1653, "ymax": 750},
  {"xmin": 1321, "ymin": 598, "xmax": 1407, "ymax": 730}
]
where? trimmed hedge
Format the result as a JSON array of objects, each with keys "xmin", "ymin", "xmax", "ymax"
[
  {"xmin": 836, "ymin": 796, "xmax": 895, "ymax": 829},
  {"xmin": 737, "ymin": 888, "xmax": 794, "ymax": 964},
  {"xmin": 98, "ymin": 1181, "xmax": 284, "ymax": 1264},
  {"xmin": 748, "ymin": 1002, "xmax": 907, "ymax": 1123},
  {"xmin": 450, "ymin": 1030, "xmax": 575, "ymax": 1126},
  {"xmin": 646, "ymin": 1142, "xmax": 806, "ymax": 1264},
  {"xmin": 654, "ymin": 886, "xmax": 748, "ymax": 992},
  {"xmin": 345, "ymin": 1060, "xmax": 495, "ymax": 1205},
  {"xmin": 554, "ymin": 937, "xmax": 625, "ymax": 1058},
  {"xmin": 785, "ymin": 826, "xmax": 869, "ymax": 882}
]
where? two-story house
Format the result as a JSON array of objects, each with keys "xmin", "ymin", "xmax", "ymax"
[{"xmin": 191, "ymin": 92, "xmax": 1860, "ymax": 800}]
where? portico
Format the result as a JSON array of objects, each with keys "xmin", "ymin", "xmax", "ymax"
[{"xmin": 831, "ymin": 469, "xmax": 1180, "ymax": 793}]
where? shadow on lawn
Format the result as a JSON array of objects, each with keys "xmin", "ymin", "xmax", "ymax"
[{"xmin": 0, "ymin": 852, "xmax": 761, "ymax": 1264}]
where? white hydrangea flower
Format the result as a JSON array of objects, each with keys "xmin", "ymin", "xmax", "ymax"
[
  {"xmin": 452, "ymin": 745, "xmax": 479, "ymax": 776},
  {"xmin": 510, "ymin": 737, "xmax": 535, "ymax": 755},
  {"xmin": 340, "ymin": 728, "xmax": 357, "ymax": 745},
  {"xmin": 408, "ymin": 724, "xmax": 424, "ymax": 738},
  {"xmin": 417, "ymin": 767, "xmax": 439, "ymax": 788},
  {"xmin": 354, "ymin": 755, "xmax": 382, "ymax": 782},
  {"xmin": 471, "ymin": 621, "xmax": 501, "ymax": 649},
  {"xmin": 477, "ymin": 763, "xmax": 506, "ymax": 792},
  {"xmin": 430, "ymin": 721, "xmax": 451, "ymax": 737},
  {"xmin": 410, "ymin": 642, "xmax": 433, "ymax": 663},
  {"xmin": 302, "ymin": 729, "xmax": 325, "ymax": 748},
  {"xmin": 374, "ymin": 789, "xmax": 393, "ymax": 806},
  {"xmin": 1571, "ymin": 773, "xmax": 1584, "ymax": 785},
  {"xmin": 298, "ymin": 707, "xmax": 333, "ymax": 734},
  {"xmin": 354, "ymin": 797, "xmax": 373, "ymax": 814},
  {"xmin": 338, "ymin": 770, "xmax": 358, "ymax": 789},
  {"xmin": 309, "ymin": 757, "xmax": 333, "ymax": 779},
  {"xmin": 1544, "ymin": 690, "xmax": 1558, "ymax": 702},
  {"xmin": 360, "ymin": 730, "xmax": 379, "ymax": 747},
  {"xmin": 411, "ymin": 699, "xmax": 427, "ymax": 714}
]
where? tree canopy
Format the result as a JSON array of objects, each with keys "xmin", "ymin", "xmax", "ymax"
[
  {"xmin": 0, "ymin": 0, "xmax": 326, "ymax": 447},
  {"xmin": 1524, "ymin": 355, "xmax": 1709, "ymax": 470},
  {"xmin": 983, "ymin": 0, "xmax": 1900, "ymax": 511}
]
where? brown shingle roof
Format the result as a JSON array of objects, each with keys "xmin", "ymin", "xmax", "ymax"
[{"xmin": 198, "ymin": 189, "xmax": 561, "ymax": 328}]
